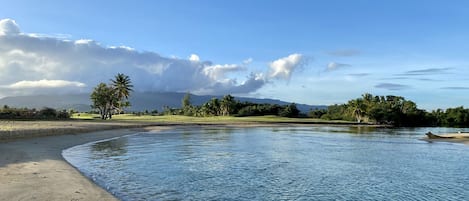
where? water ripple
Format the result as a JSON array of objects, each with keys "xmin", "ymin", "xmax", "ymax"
[{"xmin": 63, "ymin": 127, "xmax": 469, "ymax": 201}]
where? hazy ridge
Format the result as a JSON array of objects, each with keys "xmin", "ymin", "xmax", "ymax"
[{"xmin": 0, "ymin": 92, "xmax": 326, "ymax": 113}]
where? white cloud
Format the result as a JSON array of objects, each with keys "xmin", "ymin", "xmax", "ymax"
[
  {"xmin": 269, "ymin": 53, "xmax": 305, "ymax": 80},
  {"xmin": 108, "ymin": 45, "xmax": 135, "ymax": 51},
  {"xmin": 327, "ymin": 62, "xmax": 351, "ymax": 71},
  {"xmin": 203, "ymin": 64, "xmax": 245, "ymax": 81},
  {"xmin": 74, "ymin": 39, "xmax": 94, "ymax": 45},
  {"xmin": 7, "ymin": 79, "xmax": 86, "ymax": 89},
  {"xmin": 189, "ymin": 54, "xmax": 200, "ymax": 62},
  {"xmin": 27, "ymin": 33, "xmax": 72, "ymax": 39},
  {"xmin": 243, "ymin": 58, "xmax": 253, "ymax": 65},
  {"xmin": 0, "ymin": 19, "xmax": 306, "ymax": 98},
  {"xmin": 0, "ymin": 19, "xmax": 20, "ymax": 36}
]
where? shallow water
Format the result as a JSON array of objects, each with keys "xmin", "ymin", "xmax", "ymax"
[{"xmin": 63, "ymin": 127, "xmax": 469, "ymax": 200}]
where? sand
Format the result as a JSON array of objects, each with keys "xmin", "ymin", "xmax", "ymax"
[
  {"xmin": 0, "ymin": 120, "xmax": 159, "ymax": 141},
  {"xmin": 0, "ymin": 122, "xmax": 174, "ymax": 201},
  {"xmin": 0, "ymin": 121, "xmax": 279, "ymax": 201}
]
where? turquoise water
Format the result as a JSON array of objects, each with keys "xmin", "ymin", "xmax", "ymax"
[{"xmin": 63, "ymin": 127, "xmax": 469, "ymax": 200}]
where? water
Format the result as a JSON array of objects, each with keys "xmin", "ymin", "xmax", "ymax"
[{"xmin": 63, "ymin": 127, "xmax": 469, "ymax": 200}]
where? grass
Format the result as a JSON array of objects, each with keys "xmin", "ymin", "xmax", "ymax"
[
  {"xmin": 71, "ymin": 113, "xmax": 356, "ymax": 125},
  {"xmin": 71, "ymin": 113, "xmax": 98, "ymax": 120}
]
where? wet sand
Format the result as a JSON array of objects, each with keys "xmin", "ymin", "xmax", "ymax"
[
  {"xmin": 0, "ymin": 125, "xmax": 174, "ymax": 201},
  {"xmin": 0, "ymin": 120, "xmax": 164, "ymax": 200}
]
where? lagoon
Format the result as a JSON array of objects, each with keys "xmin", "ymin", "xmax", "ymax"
[{"xmin": 63, "ymin": 126, "xmax": 469, "ymax": 200}]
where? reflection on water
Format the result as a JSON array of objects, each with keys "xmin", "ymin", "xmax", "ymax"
[
  {"xmin": 91, "ymin": 137, "xmax": 128, "ymax": 157},
  {"xmin": 63, "ymin": 127, "xmax": 469, "ymax": 201}
]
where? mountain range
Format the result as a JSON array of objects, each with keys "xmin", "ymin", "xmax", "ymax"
[{"xmin": 0, "ymin": 92, "xmax": 326, "ymax": 113}]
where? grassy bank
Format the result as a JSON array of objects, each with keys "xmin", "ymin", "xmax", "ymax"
[
  {"xmin": 71, "ymin": 113, "xmax": 361, "ymax": 125},
  {"xmin": 0, "ymin": 114, "xmax": 369, "ymax": 141}
]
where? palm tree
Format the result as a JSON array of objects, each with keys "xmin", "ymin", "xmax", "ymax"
[
  {"xmin": 348, "ymin": 99, "xmax": 366, "ymax": 123},
  {"xmin": 111, "ymin": 73, "xmax": 133, "ymax": 113},
  {"xmin": 220, "ymin": 94, "xmax": 235, "ymax": 116}
]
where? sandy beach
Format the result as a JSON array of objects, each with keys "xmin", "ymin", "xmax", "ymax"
[
  {"xmin": 0, "ymin": 121, "xmax": 297, "ymax": 201},
  {"xmin": 0, "ymin": 121, "xmax": 175, "ymax": 201}
]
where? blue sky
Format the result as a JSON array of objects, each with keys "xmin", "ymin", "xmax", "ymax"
[{"xmin": 0, "ymin": 0, "xmax": 469, "ymax": 110}]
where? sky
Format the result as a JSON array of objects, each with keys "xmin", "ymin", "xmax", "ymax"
[{"xmin": 0, "ymin": 0, "xmax": 469, "ymax": 110}]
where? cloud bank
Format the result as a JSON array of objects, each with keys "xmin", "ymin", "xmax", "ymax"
[
  {"xmin": 6, "ymin": 79, "xmax": 86, "ymax": 89},
  {"xmin": 0, "ymin": 19, "xmax": 306, "ymax": 97}
]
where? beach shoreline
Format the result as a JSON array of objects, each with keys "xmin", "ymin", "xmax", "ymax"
[
  {"xmin": 0, "ymin": 127, "xmax": 158, "ymax": 201},
  {"xmin": 2, "ymin": 120, "xmax": 467, "ymax": 201},
  {"xmin": 0, "ymin": 121, "xmax": 352, "ymax": 201}
]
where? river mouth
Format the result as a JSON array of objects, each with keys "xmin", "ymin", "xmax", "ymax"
[{"xmin": 63, "ymin": 126, "xmax": 469, "ymax": 200}]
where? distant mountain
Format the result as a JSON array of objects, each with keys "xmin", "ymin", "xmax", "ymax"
[
  {"xmin": 0, "ymin": 92, "xmax": 326, "ymax": 113},
  {"xmin": 0, "ymin": 94, "xmax": 91, "ymax": 112}
]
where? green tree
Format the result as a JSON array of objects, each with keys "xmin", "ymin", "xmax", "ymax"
[
  {"xmin": 322, "ymin": 104, "xmax": 348, "ymax": 120},
  {"xmin": 181, "ymin": 92, "xmax": 194, "ymax": 116},
  {"xmin": 308, "ymin": 108, "xmax": 326, "ymax": 118},
  {"xmin": 39, "ymin": 107, "xmax": 57, "ymax": 118},
  {"xmin": 182, "ymin": 92, "xmax": 192, "ymax": 108},
  {"xmin": 201, "ymin": 98, "xmax": 220, "ymax": 116},
  {"xmin": 111, "ymin": 73, "xmax": 133, "ymax": 113},
  {"xmin": 279, "ymin": 103, "xmax": 300, "ymax": 117},
  {"xmin": 348, "ymin": 98, "xmax": 366, "ymax": 123},
  {"xmin": 91, "ymin": 83, "xmax": 117, "ymax": 119},
  {"xmin": 220, "ymin": 94, "xmax": 236, "ymax": 116}
]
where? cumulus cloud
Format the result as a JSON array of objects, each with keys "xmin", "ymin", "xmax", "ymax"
[
  {"xmin": 203, "ymin": 64, "xmax": 245, "ymax": 81},
  {"xmin": 327, "ymin": 62, "xmax": 351, "ymax": 71},
  {"xmin": 0, "ymin": 19, "xmax": 20, "ymax": 36},
  {"xmin": 269, "ymin": 53, "xmax": 306, "ymax": 80},
  {"xmin": 0, "ymin": 19, "xmax": 302, "ymax": 97},
  {"xmin": 189, "ymin": 54, "xmax": 200, "ymax": 62}
]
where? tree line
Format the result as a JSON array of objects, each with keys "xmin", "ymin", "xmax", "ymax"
[
  {"xmin": 0, "ymin": 105, "xmax": 70, "ymax": 119},
  {"xmin": 163, "ymin": 93, "xmax": 300, "ymax": 118},
  {"xmin": 86, "ymin": 75, "xmax": 469, "ymax": 127},
  {"xmin": 309, "ymin": 93, "xmax": 469, "ymax": 127}
]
